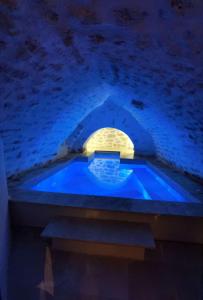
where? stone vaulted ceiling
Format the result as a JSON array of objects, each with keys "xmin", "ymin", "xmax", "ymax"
[{"xmin": 0, "ymin": 0, "xmax": 203, "ymax": 178}]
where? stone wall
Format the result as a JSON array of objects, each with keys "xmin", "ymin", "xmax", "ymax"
[
  {"xmin": 66, "ymin": 101, "xmax": 155, "ymax": 156},
  {"xmin": 84, "ymin": 127, "xmax": 134, "ymax": 158},
  {"xmin": 0, "ymin": 139, "xmax": 9, "ymax": 299},
  {"xmin": 0, "ymin": 0, "xmax": 203, "ymax": 178}
]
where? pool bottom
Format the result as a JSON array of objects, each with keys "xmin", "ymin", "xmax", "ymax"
[{"xmin": 25, "ymin": 157, "xmax": 198, "ymax": 203}]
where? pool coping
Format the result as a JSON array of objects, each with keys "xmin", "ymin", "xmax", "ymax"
[{"xmin": 8, "ymin": 156, "xmax": 203, "ymax": 218}]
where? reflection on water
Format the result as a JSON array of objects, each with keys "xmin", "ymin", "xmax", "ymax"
[
  {"xmin": 88, "ymin": 157, "xmax": 133, "ymax": 186},
  {"xmin": 29, "ymin": 154, "xmax": 194, "ymax": 202}
]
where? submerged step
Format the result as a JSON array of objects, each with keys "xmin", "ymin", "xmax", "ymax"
[{"xmin": 41, "ymin": 217, "xmax": 155, "ymax": 260}]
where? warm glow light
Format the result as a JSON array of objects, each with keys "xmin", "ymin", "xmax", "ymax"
[
  {"xmin": 88, "ymin": 157, "xmax": 133, "ymax": 185},
  {"xmin": 83, "ymin": 127, "xmax": 134, "ymax": 158}
]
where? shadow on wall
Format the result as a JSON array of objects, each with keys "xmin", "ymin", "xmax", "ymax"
[
  {"xmin": 0, "ymin": 139, "xmax": 9, "ymax": 300},
  {"xmin": 63, "ymin": 101, "xmax": 155, "ymax": 156}
]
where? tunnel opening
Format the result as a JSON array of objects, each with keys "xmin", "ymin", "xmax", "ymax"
[{"xmin": 83, "ymin": 127, "xmax": 135, "ymax": 159}]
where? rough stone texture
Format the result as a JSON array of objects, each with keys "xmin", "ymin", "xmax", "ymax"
[
  {"xmin": 0, "ymin": 0, "xmax": 203, "ymax": 178},
  {"xmin": 83, "ymin": 127, "xmax": 134, "ymax": 158},
  {"xmin": 0, "ymin": 139, "xmax": 9, "ymax": 299},
  {"xmin": 66, "ymin": 101, "xmax": 155, "ymax": 156}
]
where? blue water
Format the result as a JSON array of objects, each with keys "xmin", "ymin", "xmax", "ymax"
[{"xmin": 31, "ymin": 158, "xmax": 196, "ymax": 202}]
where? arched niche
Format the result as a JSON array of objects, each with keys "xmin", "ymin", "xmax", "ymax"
[{"xmin": 83, "ymin": 127, "xmax": 135, "ymax": 158}]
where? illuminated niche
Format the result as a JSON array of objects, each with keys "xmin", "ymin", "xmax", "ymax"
[{"xmin": 83, "ymin": 127, "xmax": 134, "ymax": 158}]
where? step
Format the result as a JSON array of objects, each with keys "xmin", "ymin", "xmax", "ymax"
[{"xmin": 41, "ymin": 217, "xmax": 155, "ymax": 260}]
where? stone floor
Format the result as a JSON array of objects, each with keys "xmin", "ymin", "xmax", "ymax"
[{"xmin": 8, "ymin": 227, "xmax": 203, "ymax": 300}]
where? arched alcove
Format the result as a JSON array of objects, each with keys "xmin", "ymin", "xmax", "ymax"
[
  {"xmin": 66, "ymin": 101, "xmax": 155, "ymax": 157},
  {"xmin": 0, "ymin": 1, "xmax": 202, "ymax": 179},
  {"xmin": 83, "ymin": 127, "xmax": 134, "ymax": 158}
]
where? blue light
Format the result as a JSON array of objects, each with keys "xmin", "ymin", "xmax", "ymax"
[
  {"xmin": 31, "ymin": 156, "xmax": 198, "ymax": 203},
  {"xmin": 88, "ymin": 157, "xmax": 133, "ymax": 186}
]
